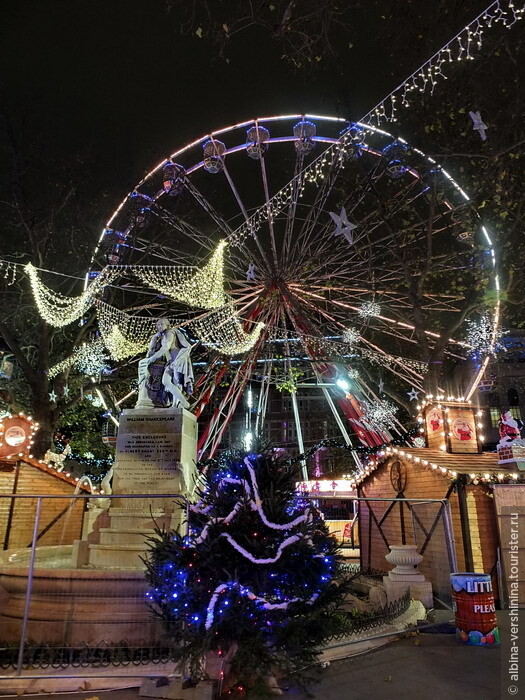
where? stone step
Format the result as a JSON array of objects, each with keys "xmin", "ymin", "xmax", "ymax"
[
  {"xmin": 107, "ymin": 510, "xmax": 177, "ymax": 530},
  {"xmin": 88, "ymin": 543, "xmax": 150, "ymax": 569},
  {"xmin": 99, "ymin": 528, "xmax": 157, "ymax": 545}
]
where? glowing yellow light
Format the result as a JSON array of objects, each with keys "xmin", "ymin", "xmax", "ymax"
[
  {"xmin": 131, "ymin": 241, "xmax": 227, "ymax": 309},
  {"xmin": 25, "ymin": 263, "xmax": 117, "ymax": 327}
]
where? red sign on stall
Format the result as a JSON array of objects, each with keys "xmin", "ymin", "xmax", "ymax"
[{"xmin": 0, "ymin": 415, "xmax": 38, "ymax": 460}]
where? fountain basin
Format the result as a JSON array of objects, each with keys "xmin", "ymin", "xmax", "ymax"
[{"xmin": 0, "ymin": 546, "xmax": 164, "ymax": 646}]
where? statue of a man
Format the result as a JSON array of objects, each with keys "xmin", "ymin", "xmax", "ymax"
[{"xmin": 135, "ymin": 319, "xmax": 194, "ymax": 410}]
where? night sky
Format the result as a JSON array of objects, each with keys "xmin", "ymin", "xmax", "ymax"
[
  {"xmin": 0, "ymin": 1, "xmax": 418, "ymax": 194},
  {"xmin": 1, "ymin": 1, "xmax": 495, "ymax": 208}
]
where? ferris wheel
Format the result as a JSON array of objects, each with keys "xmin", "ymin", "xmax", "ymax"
[{"xmin": 86, "ymin": 114, "xmax": 499, "ymax": 460}]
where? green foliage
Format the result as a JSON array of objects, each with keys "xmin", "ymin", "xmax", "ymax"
[
  {"xmin": 274, "ymin": 366, "xmax": 303, "ymax": 393},
  {"xmin": 143, "ymin": 447, "xmax": 354, "ymax": 696},
  {"xmin": 59, "ymin": 400, "xmax": 112, "ymax": 461}
]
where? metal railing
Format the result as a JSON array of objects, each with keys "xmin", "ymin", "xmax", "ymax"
[
  {"xmin": 0, "ymin": 492, "xmax": 456, "ymax": 681},
  {"xmin": 0, "ymin": 492, "xmax": 187, "ymax": 679}
]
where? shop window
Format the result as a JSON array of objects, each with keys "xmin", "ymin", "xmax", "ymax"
[
  {"xmin": 489, "ymin": 407, "xmax": 501, "ymax": 428},
  {"xmin": 507, "ymin": 388, "xmax": 520, "ymax": 406},
  {"xmin": 508, "ymin": 406, "xmax": 522, "ymax": 421}
]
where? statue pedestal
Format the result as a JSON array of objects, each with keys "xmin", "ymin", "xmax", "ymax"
[
  {"xmin": 112, "ymin": 407, "xmax": 197, "ymax": 500},
  {"xmin": 80, "ymin": 407, "xmax": 197, "ymax": 570}
]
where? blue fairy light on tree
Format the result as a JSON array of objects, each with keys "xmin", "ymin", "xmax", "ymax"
[{"xmin": 143, "ymin": 446, "xmax": 354, "ymax": 696}]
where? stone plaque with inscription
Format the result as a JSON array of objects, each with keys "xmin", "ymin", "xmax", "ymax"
[{"xmin": 112, "ymin": 407, "xmax": 197, "ymax": 499}]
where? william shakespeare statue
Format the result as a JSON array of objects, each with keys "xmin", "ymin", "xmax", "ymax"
[{"xmin": 135, "ymin": 319, "xmax": 194, "ymax": 410}]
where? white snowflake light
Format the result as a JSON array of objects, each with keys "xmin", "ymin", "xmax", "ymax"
[
  {"xmin": 342, "ymin": 327, "xmax": 360, "ymax": 346},
  {"xmin": 466, "ymin": 314, "xmax": 502, "ymax": 358},
  {"xmin": 364, "ymin": 400, "xmax": 398, "ymax": 430},
  {"xmin": 412, "ymin": 437, "xmax": 426, "ymax": 448},
  {"xmin": 75, "ymin": 339, "xmax": 110, "ymax": 376},
  {"xmin": 347, "ymin": 368, "xmax": 359, "ymax": 379},
  {"xmin": 87, "ymin": 391, "xmax": 104, "ymax": 408},
  {"xmin": 358, "ymin": 301, "xmax": 381, "ymax": 318}
]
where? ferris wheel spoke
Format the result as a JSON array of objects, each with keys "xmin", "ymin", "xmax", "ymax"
[
  {"xmin": 282, "ymin": 296, "xmax": 388, "ymax": 448},
  {"xmin": 258, "ymin": 157, "xmax": 280, "ymax": 271},
  {"xmin": 150, "ymin": 202, "xmax": 216, "ymax": 254},
  {"xmin": 287, "ymin": 163, "xmax": 345, "ymax": 273},
  {"xmin": 295, "ymin": 283, "xmax": 464, "ymax": 308},
  {"xmin": 198, "ymin": 320, "xmax": 272, "ymax": 458},
  {"xmin": 184, "ymin": 179, "xmax": 233, "ymax": 238},
  {"xmin": 292, "ymin": 284, "xmax": 470, "ymax": 356},
  {"xmin": 282, "ymin": 151, "xmax": 306, "ymax": 264},
  {"xmin": 220, "ymin": 162, "xmax": 274, "ymax": 277}
]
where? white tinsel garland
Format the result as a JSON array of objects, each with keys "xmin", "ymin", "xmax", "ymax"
[{"xmin": 205, "ymin": 582, "xmax": 319, "ymax": 630}]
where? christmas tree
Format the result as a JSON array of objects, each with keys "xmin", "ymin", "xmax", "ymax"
[{"xmin": 144, "ymin": 447, "xmax": 353, "ymax": 697}]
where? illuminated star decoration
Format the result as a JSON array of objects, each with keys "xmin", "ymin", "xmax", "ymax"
[
  {"xmin": 469, "ymin": 111, "xmax": 488, "ymax": 141},
  {"xmin": 246, "ymin": 263, "xmax": 256, "ymax": 281},
  {"xmin": 329, "ymin": 207, "xmax": 357, "ymax": 245},
  {"xmin": 49, "ymin": 389, "xmax": 58, "ymax": 403},
  {"xmin": 63, "ymin": 385, "xmax": 70, "ymax": 397},
  {"xmin": 407, "ymin": 387, "xmax": 420, "ymax": 401},
  {"xmin": 378, "ymin": 379, "xmax": 385, "ymax": 394}
]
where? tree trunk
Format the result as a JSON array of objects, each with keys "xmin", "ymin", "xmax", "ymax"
[{"xmin": 31, "ymin": 393, "xmax": 57, "ymax": 459}]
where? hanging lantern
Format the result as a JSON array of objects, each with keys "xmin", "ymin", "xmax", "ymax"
[
  {"xmin": 457, "ymin": 230, "xmax": 474, "ymax": 245},
  {"xmin": 128, "ymin": 192, "xmax": 152, "ymax": 227},
  {"xmin": 162, "ymin": 162, "xmax": 185, "ymax": 196},
  {"xmin": 246, "ymin": 125, "xmax": 270, "ymax": 160},
  {"xmin": 477, "ymin": 376, "xmax": 497, "ymax": 392},
  {"xmin": 203, "ymin": 139, "xmax": 226, "ymax": 173},
  {"xmin": 293, "ymin": 120, "xmax": 316, "ymax": 155},
  {"xmin": 104, "ymin": 230, "xmax": 128, "ymax": 266},
  {"xmin": 383, "ymin": 141, "xmax": 409, "ymax": 179}
]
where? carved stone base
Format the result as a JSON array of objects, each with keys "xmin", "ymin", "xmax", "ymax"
[
  {"xmin": 85, "ymin": 407, "xmax": 197, "ymax": 569},
  {"xmin": 384, "ymin": 544, "xmax": 433, "ymax": 608},
  {"xmin": 383, "ymin": 576, "xmax": 434, "ymax": 609}
]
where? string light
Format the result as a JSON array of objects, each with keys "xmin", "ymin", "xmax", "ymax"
[
  {"xmin": 0, "ymin": 259, "xmax": 18, "ymax": 285},
  {"xmin": 24, "ymin": 263, "xmax": 117, "ymax": 327},
  {"xmin": 98, "ymin": 301, "xmax": 264, "ymax": 359},
  {"xmin": 75, "ymin": 339, "xmax": 110, "ymax": 375},
  {"xmin": 130, "ymin": 241, "xmax": 227, "ymax": 309},
  {"xmin": 192, "ymin": 304, "xmax": 265, "ymax": 355},
  {"xmin": 48, "ymin": 338, "xmax": 109, "ymax": 378},
  {"xmin": 467, "ymin": 313, "xmax": 503, "ymax": 358},
  {"xmin": 363, "ymin": 400, "xmax": 398, "ymax": 431},
  {"xmin": 367, "ymin": 446, "xmax": 525, "ymax": 486}
]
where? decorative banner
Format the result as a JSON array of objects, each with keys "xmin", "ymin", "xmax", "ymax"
[
  {"xmin": 446, "ymin": 404, "xmax": 480, "ymax": 454},
  {"xmin": 0, "ymin": 414, "xmax": 39, "ymax": 461},
  {"xmin": 424, "ymin": 405, "xmax": 444, "ymax": 450}
]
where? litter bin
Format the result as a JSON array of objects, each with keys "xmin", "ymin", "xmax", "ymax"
[{"xmin": 450, "ymin": 572, "xmax": 499, "ymax": 645}]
